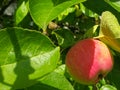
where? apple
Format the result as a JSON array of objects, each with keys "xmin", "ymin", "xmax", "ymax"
[{"xmin": 66, "ymin": 39, "xmax": 113, "ymax": 85}]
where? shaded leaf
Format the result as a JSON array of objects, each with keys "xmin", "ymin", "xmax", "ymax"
[
  {"xmin": 73, "ymin": 83, "xmax": 90, "ymax": 90},
  {"xmin": 26, "ymin": 83, "xmax": 58, "ymax": 90},
  {"xmin": 84, "ymin": 25, "xmax": 98, "ymax": 38},
  {"xmin": 80, "ymin": 3, "xmax": 98, "ymax": 17},
  {"xmin": 83, "ymin": 0, "xmax": 120, "ymax": 22},
  {"xmin": 106, "ymin": 53, "xmax": 120, "ymax": 90},
  {"xmin": 52, "ymin": 29, "xmax": 75, "ymax": 48},
  {"xmin": 105, "ymin": 0, "xmax": 120, "ymax": 12},
  {"xmin": 78, "ymin": 17, "xmax": 95, "ymax": 33},
  {"xmin": 29, "ymin": 0, "xmax": 85, "ymax": 30},
  {"xmin": 57, "ymin": 7, "xmax": 75, "ymax": 21},
  {"xmin": 0, "ymin": 27, "xmax": 60, "ymax": 89},
  {"xmin": 27, "ymin": 64, "xmax": 74, "ymax": 90}
]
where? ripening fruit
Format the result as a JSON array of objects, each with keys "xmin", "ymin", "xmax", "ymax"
[{"xmin": 66, "ymin": 39, "xmax": 113, "ymax": 85}]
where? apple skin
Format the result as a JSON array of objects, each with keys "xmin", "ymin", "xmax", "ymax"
[{"xmin": 66, "ymin": 39, "xmax": 113, "ymax": 85}]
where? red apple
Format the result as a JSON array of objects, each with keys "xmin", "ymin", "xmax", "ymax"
[{"xmin": 66, "ymin": 39, "xmax": 113, "ymax": 85}]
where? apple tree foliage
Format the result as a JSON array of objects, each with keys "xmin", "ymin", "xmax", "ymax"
[{"xmin": 0, "ymin": 0, "xmax": 120, "ymax": 90}]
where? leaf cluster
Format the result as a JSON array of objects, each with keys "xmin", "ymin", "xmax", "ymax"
[{"xmin": 0, "ymin": 0, "xmax": 120, "ymax": 90}]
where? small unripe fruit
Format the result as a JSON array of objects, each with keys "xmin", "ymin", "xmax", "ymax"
[{"xmin": 66, "ymin": 39, "xmax": 113, "ymax": 85}]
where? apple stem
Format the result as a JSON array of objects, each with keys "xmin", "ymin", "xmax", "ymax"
[{"xmin": 98, "ymin": 74, "xmax": 103, "ymax": 80}]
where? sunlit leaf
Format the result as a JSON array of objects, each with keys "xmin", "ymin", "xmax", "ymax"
[
  {"xmin": 15, "ymin": 0, "xmax": 29, "ymax": 25},
  {"xmin": 29, "ymin": 0, "xmax": 85, "ymax": 30},
  {"xmin": 98, "ymin": 11, "xmax": 120, "ymax": 52},
  {"xmin": 100, "ymin": 85, "xmax": 117, "ymax": 90},
  {"xmin": 0, "ymin": 27, "xmax": 60, "ymax": 89}
]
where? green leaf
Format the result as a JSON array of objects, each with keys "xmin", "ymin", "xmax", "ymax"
[
  {"xmin": 100, "ymin": 85, "xmax": 117, "ymax": 90},
  {"xmin": 80, "ymin": 3, "xmax": 98, "ymax": 17},
  {"xmin": 99, "ymin": 11, "xmax": 120, "ymax": 38},
  {"xmin": 0, "ymin": 27, "xmax": 60, "ymax": 89},
  {"xmin": 57, "ymin": 7, "xmax": 75, "ymax": 21},
  {"xmin": 106, "ymin": 53, "xmax": 120, "ymax": 90},
  {"xmin": 52, "ymin": 29, "xmax": 75, "ymax": 48},
  {"xmin": 27, "ymin": 65, "xmax": 74, "ymax": 90},
  {"xmin": 84, "ymin": 25, "xmax": 98, "ymax": 38},
  {"xmin": 98, "ymin": 11, "xmax": 120, "ymax": 52},
  {"xmin": 83, "ymin": 0, "xmax": 120, "ymax": 22},
  {"xmin": 73, "ymin": 83, "xmax": 90, "ymax": 90},
  {"xmin": 29, "ymin": 0, "xmax": 85, "ymax": 30},
  {"xmin": 105, "ymin": 0, "xmax": 120, "ymax": 12},
  {"xmin": 15, "ymin": 0, "xmax": 29, "ymax": 25}
]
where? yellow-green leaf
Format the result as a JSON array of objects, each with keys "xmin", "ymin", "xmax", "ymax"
[{"xmin": 98, "ymin": 11, "xmax": 120, "ymax": 52}]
